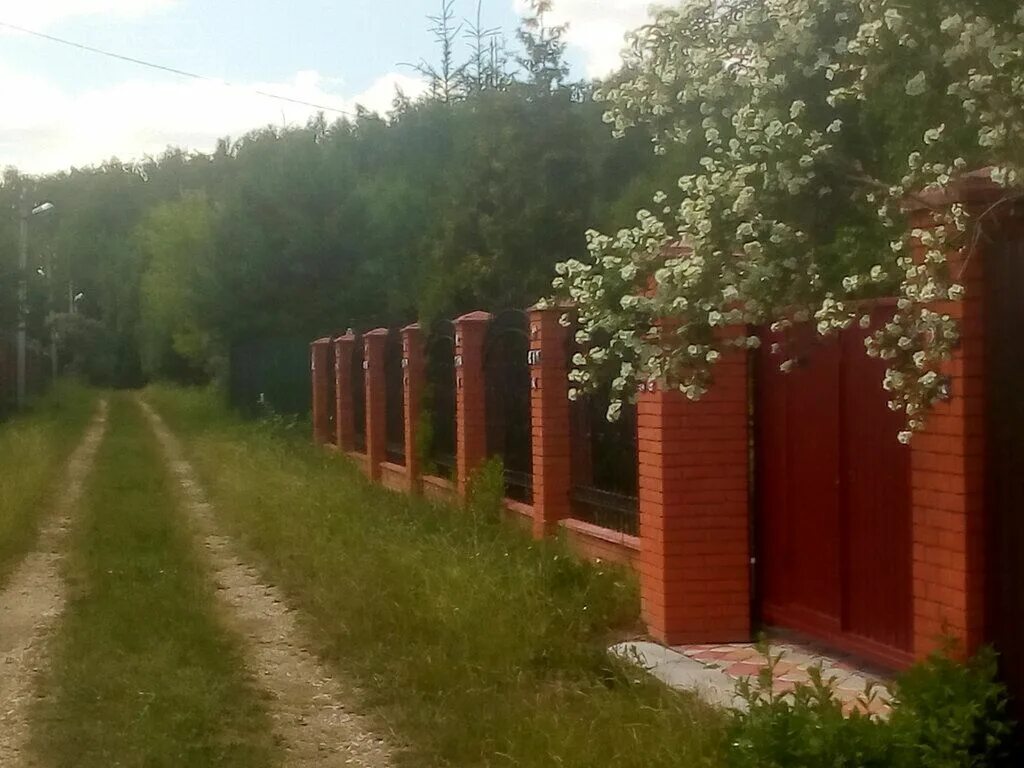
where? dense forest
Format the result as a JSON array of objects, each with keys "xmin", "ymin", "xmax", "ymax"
[{"xmin": 0, "ymin": 1, "xmax": 688, "ymax": 388}]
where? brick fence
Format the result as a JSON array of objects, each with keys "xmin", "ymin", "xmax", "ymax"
[{"xmin": 310, "ymin": 175, "xmax": 1017, "ymax": 670}]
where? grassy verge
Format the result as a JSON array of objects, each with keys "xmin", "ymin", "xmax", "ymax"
[
  {"xmin": 32, "ymin": 395, "xmax": 280, "ymax": 768},
  {"xmin": 0, "ymin": 381, "xmax": 95, "ymax": 585},
  {"xmin": 147, "ymin": 384, "xmax": 727, "ymax": 768}
]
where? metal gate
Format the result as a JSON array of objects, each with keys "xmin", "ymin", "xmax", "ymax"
[
  {"xmin": 756, "ymin": 304, "xmax": 913, "ymax": 668},
  {"xmin": 483, "ymin": 310, "xmax": 533, "ymax": 503},
  {"xmin": 424, "ymin": 320, "xmax": 457, "ymax": 479},
  {"xmin": 986, "ymin": 234, "xmax": 1024, "ymax": 723},
  {"xmin": 384, "ymin": 330, "xmax": 405, "ymax": 465}
]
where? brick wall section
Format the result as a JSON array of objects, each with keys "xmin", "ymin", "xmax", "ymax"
[
  {"xmin": 528, "ymin": 306, "xmax": 572, "ymax": 538},
  {"xmin": 454, "ymin": 312, "xmax": 492, "ymax": 498},
  {"xmin": 333, "ymin": 334, "xmax": 356, "ymax": 451},
  {"xmin": 637, "ymin": 337, "xmax": 751, "ymax": 645},
  {"xmin": 363, "ymin": 329, "xmax": 388, "ymax": 482},
  {"xmin": 402, "ymin": 323, "xmax": 425, "ymax": 493},
  {"xmin": 310, "ymin": 338, "xmax": 332, "ymax": 445},
  {"xmin": 908, "ymin": 174, "xmax": 1003, "ymax": 658},
  {"xmin": 560, "ymin": 518, "xmax": 641, "ymax": 568}
]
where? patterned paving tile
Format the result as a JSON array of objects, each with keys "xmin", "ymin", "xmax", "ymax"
[{"xmin": 673, "ymin": 639, "xmax": 894, "ymax": 717}]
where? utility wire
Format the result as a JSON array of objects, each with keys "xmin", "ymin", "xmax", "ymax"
[{"xmin": 0, "ymin": 19, "xmax": 358, "ymax": 118}]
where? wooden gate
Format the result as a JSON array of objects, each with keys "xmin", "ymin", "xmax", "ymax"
[
  {"xmin": 986, "ymin": 235, "xmax": 1024, "ymax": 721},
  {"xmin": 756, "ymin": 305, "xmax": 913, "ymax": 668}
]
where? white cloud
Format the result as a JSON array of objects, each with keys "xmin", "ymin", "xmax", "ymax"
[
  {"xmin": 0, "ymin": 66, "xmax": 427, "ymax": 174},
  {"xmin": 0, "ymin": 1, "xmax": 178, "ymax": 31},
  {"xmin": 514, "ymin": 0, "xmax": 659, "ymax": 77}
]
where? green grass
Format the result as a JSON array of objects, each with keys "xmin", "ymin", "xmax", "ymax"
[
  {"xmin": 0, "ymin": 381, "xmax": 96, "ymax": 585},
  {"xmin": 31, "ymin": 394, "xmax": 280, "ymax": 768},
  {"xmin": 147, "ymin": 384, "xmax": 727, "ymax": 768}
]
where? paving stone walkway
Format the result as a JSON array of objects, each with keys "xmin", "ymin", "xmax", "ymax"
[
  {"xmin": 613, "ymin": 639, "xmax": 892, "ymax": 716},
  {"xmin": 679, "ymin": 641, "xmax": 892, "ymax": 716}
]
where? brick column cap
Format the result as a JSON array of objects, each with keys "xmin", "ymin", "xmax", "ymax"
[
  {"xmin": 455, "ymin": 310, "xmax": 493, "ymax": 324},
  {"xmin": 364, "ymin": 327, "xmax": 389, "ymax": 338},
  {"xmin": 528, "ymin": 300, "xmax": 575, "ymax": 313},
  {"xmin": 906, "ymin": 167, "xmax": 1011, "ymax": 211},
  {"xmin": 401, "ymin": 322, "xmax": 422, "ymax": 333},
  {"xmin": 311, "ymin": 336, "xmax": 332, "ymax": 347}
]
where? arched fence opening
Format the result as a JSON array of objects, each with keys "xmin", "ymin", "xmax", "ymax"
[
  {"xmin": 424, "ymin": 320, "xmax": 457, "ymax": 479},
  {"xmin": 483, "ymin": 310, "xmax": 533, "ymax": 503},
  {"xmin": 384, "ymin": 329, "xmax": 406, "ymax": 466}
]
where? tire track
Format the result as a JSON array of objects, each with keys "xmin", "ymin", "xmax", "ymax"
[
  {"xmin": 138, "ymin": 398, "xmax": 393, "ymax": 768},
  {"xmin": 0, "ymin": 400, "xmax": 108, "ymax": 766}
]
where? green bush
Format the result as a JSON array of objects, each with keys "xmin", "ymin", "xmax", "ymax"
[
  {"xmin": 888, "ymin": 648, "xmax": 1015, "ymax": 768},
  {"xmin": 727, "ymin": 643, "xmax": 1015, "ymax": 768}
]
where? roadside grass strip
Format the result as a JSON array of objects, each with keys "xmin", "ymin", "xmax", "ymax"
[
  {"xmin": 147, "ymin": 385, "xmax": 727, "ymax": 768},
  {"xmin": 0, "ymin": 382, "xmax": 95, "ymax": 586},
  {"xmin": 31, "ymin": 395, "xmax": 280, "ymax": 768}
]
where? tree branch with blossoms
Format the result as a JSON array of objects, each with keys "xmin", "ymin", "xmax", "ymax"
[{"xmin": 545, "ymin": 0, "xmax": 1024, "ymax": 442}]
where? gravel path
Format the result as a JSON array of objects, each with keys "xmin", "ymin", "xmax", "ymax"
[
  {"xmin": 139, "ymin": 398, "xmax": 394, "ymax": 768},
  {"xmin": 0, "ymin": 400, "xmax": 109, "ymax": 767}
]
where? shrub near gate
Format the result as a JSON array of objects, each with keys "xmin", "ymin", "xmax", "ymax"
[{"xmin": 728, "ymin": 644, "xmax": 1015, "ymax": 768}]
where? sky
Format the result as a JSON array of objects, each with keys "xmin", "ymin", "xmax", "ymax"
[{"xmin": 0, "ymin": 1, "xmax": 659, "ymax": 174}]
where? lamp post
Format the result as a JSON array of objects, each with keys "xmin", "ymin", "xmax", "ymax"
[{"xmin": 17, "ymin": 192, "xmax": 55, "ymax": 408}]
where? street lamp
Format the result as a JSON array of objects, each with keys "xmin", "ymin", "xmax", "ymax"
[{"xmin": 17, "ymin": 192, "xmax": 55, "ymax": 408}]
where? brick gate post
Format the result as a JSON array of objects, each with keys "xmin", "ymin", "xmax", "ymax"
[
  {"xmin": 402, "ymin": 323, "xmax": 425, "ymax": 494},
  {"xmin": 454, "ymin": 311, "xmax": 492, "ymax": 499},
  {"xmin": 907, "ymin": 172, "xmax": 1012, "ymax": 657},
  {"xmin": 310, "ymin": 337, "xmax": 332, "ymax": 445},
  {"xmin": 637, "ymin": 330, "xmax": 751, "ymax": 645},
  {"xmin": 528, "ymin": 305, "xmax": 573, "ymax": 539},
  {"xmin": 363, "ymin": 329, "xmax": 388, "ymax": 482},
  {"xmin": 333, "ymin": 334, "xmax": 356, "ymax": 451}
]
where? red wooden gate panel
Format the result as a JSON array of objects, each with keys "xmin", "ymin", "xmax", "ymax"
[{"xmin": 756, "ymin": 306, "xmax": 913, "ymax": 668}]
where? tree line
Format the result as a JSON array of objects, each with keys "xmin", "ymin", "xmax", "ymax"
[{"xmin": 0, "ymin": 1, "xmax": 683, "ymax": 387}]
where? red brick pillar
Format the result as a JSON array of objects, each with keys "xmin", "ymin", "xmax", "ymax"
[
  {"xmin": 402, "ymin": 323, "xmax": 425, "ymax": 493},
  {"xmin": 907, "ymin": 174, "xmax": 1004, "ymax": 658},
  {"xmin": 310, "ymin": 337, "xmax": 331, "ymax": 445},
  {"xmin": 637, "ymin": 334, "xmax": 750, "ymax": 645},
  {"xmin": 454, "ymin": 311, "xmax": 492, "ymax": 498},
  {"xmin": 363, "ymin": 329, "xmax": 388, "ymax": 482},
  {"xmin": 333, "ymin": 334, "xmax": 356, "ymax": 451},
  {"xmin": 528, "ymin": 306, "xmax": 572, "ymax": 538}
]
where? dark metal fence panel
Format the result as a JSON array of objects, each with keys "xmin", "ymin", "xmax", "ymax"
[
  {"xmin": 351, "ymin": 335, "xmax": 367, "ymax": 452},
  {"xmin": 228, "ymin": 337, "xmax": 311, "ymax": 417},
  {"xmin": 424, "ymin": 320, "xmax": 456, "ymax": 479},
  {"xmin": 484, "ymin": 309, "xmax": 533, "ymax": 503},
  {"xmin": 570, "ymin": 385, "xmax": 639, "ymax": 535},
  {"xmin": 384, "ymin": 329, "xmax": 406, "ymax": 465},
  {"xmin": 325, "ymin": 341, "xmax": 337, "ymax": 436}
]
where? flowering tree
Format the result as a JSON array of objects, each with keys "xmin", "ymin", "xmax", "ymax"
[{"xmin": 550, "ymin": 0, "xmax": 1024, "ymax": 441}]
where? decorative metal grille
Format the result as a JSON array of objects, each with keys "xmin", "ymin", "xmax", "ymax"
[
  {"xmin": 569, "ymin": 390, "xmax": 639, "ymax": 535},
  {"xmin": 351, "ymin": 335, "xmax": 367, "ymax": 452},
  {"xmin": 384, "ymin": 329, "xmax": 406, "ymax": 465},
  {"xmin": 569, "ymin": 326, "xmax": 639, "ymax": 534},
  {"xmin": 483, "ymin": 309, "xmax": 533, "ymax": 503},
  {"xmin": 424, "ymin": 320, "xmax": 457, "ymax": 479}
]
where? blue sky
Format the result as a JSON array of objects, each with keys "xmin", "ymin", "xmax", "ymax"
[{"xmin": 0, "ymin": 1, "xmax": 657, "ymax": 173}]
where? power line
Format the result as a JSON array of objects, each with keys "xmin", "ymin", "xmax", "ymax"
[{"xmin": 0, "ymin": 19, "xmax": 358, "ymax": 118}]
